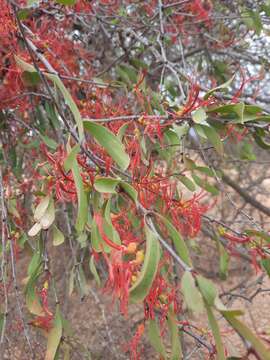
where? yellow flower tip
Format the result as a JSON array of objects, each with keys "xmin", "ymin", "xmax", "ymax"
[
  {"xmin": 134, "ymin": 250, "xmax": 144, "ymax": 265},
  {"xmin": 126, "ymin": 242, "xmax": 138, "ymax": 254}
]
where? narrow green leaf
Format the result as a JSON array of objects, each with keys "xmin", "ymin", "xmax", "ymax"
[
  {"xmin": 167, "ymin": 310, "xmax": 182, "ymax": 360},
  {"xmin": 129, "ymin": 225, "xmax": 160, "ymax": 303},
  {"xmin": 221, "ymin": 312, "xmax": 270, "ymax": 359},
  {"xmin": 192, "ymin": 174, "xmax": 219, "ymax": 195},
  {"xmin": 218, "ymin": 242, "xmax": 229, "ymax": 280},
  {"xmin": 181, "ymin": 271, "xmax": 204, "ymax": 315},
  {"xmin": 94, "ymin": 177, "xmax": 120, "ymax": 194},
  {"xmin": 25, "ymin": 263, "xmax": 44, "ymax": 316},
  {"xmin": 156, "ymin": 213, "xmax": 192, "ymax": 266},
  {"xmin": 204, "ymin": 75, "xmax": 235, "ymax": 99},
  {"xmin": 119, "ymin": 181, "xmax": 138, "ymax": 202},
  {"xmin": 15, "ymin": 56, "xmax": 83, "ymax": 140},
  {"xmin": 84, "ymin": 121, "xmax": 130, "ymax": 170},
  {"xmin": 56, "ymin": 0, "xmax": 76, "ymax": 5},
  {"xmin": 47, "ymin": 74, "xmax": 84, "ymax": 141},
  {"xmin": 148, "ymin": 319, "xmax": 167, "ymax": 359},
  {"xmin": 21, "ymin": 71, "xmax": 40, "ymax": 86},
  {"xmin": 45, "ymin": 305, "xmax": 63, "ymax": 360},
  {"xmin": 196, "ymin": 275, "xmax": 217, "ymax": 306},
  {"xmin": 64, "ymin": 144, "xmax": 80, "ymax": 172},
  {"xmin": 177, "ymin": 175, "xmax": 196, "ymax": 191},
  {"xmin": 40, "ymin": 135, "xmax": 58, "ymax": 150},
  {"xmin": 205, "ymin": 304, "xmax": 226, "ymax": 360},
  {"xmin": 200, "ymin": 124, "xmax": 223, "ymax": 155},
  {"xmin": 195, "ymin": 166, "xmax": 217, "ymax": 177},
  {"xmin": 261, "ymin": 258, "xmax": 270, "ymax": 277},
  {"xmin": 89, "ymin": 255, "xmax": 101, "ymax": 287},
  {"xmin": 52, "ymin": 225, "xmax": 65, "ymax": 246},
  {"xmin": 71, "ymin": 157, "xmax": 88, "ymax": 232},
  {"xmin": 117, "ymin": 123, "xmax": 129, "ymax": 141}
]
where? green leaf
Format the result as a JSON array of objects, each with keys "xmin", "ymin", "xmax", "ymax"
[
  {"xmin": 56, "ymin": 0, "xmax": 76, "ymax": 5},
  {"xmin": 52, "ymin": 225, "xmax": 65, "ymax": 246},
  {"xmin": 15, "ymin": 56, "xmax": 83, "ymax": 139},
  {"xmin": 196, "ymin": 275, "xmax": 217, "ymax": 306},
  {"xmin": 192, "ymin": 108, "xmax": 207, "ymax": 124},
  {"xmin": 234, "ymin": 103, "xmax": 245, "ymax": 124},
  {"xmin": 63, "ymin": 144, "xmax": 80, "ymax": 172},
  {"xmin": 253, "ymin": 130, "xmax": 270, "ymax": 149},
  {"xmin": 205, "ymin": 304, "xmax": 226, "ymax": 360},
  {"xmin": 94, "ymin": 177, "xmax": 120, "ymax": 194},
  {"xmin": 218, "ymin": 243, "xmax": 229, "ymax": 280},
  {"xmin": 91, "ymin": 219, "xmax": 111, "ymax": 253},
  {"xmin": 148, "ymin": 319, "xmax": 167, "ymax": 359},
  {"xmin": 84, "ymin": 121, "xmax": 130, "ymax": 170},
  {"xmin": 25, "ymin": 260, "xmax": 43, "ymax": 316},
  {"xmin": 204, "ymin": 75, "xmax": 235, "ymax": 100},
  {"xmin": 261, "ymin": 258, "xmax": 270, "ymax": 277},
  {"xmin": 200, "ymin": 124, "xmax": 223, "ymax": 155},
  {"xmin": 18, "ymin": 9, "xmax": 31, "ymax": 20},
  {"xmin": 45, "ymin": 305, "xmax": 63, "ymax": 360},
  {"xmin": 156, "ymin": 213, "xmax": 192, "ymax": 266},
  {"xmin": 181, "ymin": 271, "xmax": 204, "ymax": 315},
  {"xmin": 195, "ymin": 166, "xmax": 217, "ymax": 177},
  {"xmin": 240, "ymin": 142, "xmax": 256, "ymax": 161},
  {"xmin": 40, "ymin": 135, "xmax": 58, "ymax": 150},
  {"xmin": 47, "ymin": 74, "xmax": 84, "ymax": 141},
  {"xmin": 117, "ymin": 123, "xmax": 129, "ymax": 141},
  {"xmin": 129, "ymin": 225, "xmax": 160, "ymax": 303},
  {"xmin": 71, "ymin": 157, "xmax": 88, "ymax": 232},
  {"xmin": 178, "ymin": 175, "xmax": 196, "ymax": 192},
  {"xmin": 119, "ymin": 182, "xmax": 138, "ymax": 202},
  {"xmin": 15, "ymin": 56, "xmax": 36, "ymax": 73},
  {"xmin": 242, "ymin": 10, "xmax": 263, "ymax": 35},
  {"xmin": 221, "ymin": 312, "xmax": 270, "ymax": 359},
  {"xmin": 192, "ymin": 173, "xmax": 219, "ymax": 195},
  {"xmin": 167, "ymin": 310, "xmax": 182, "ymax": 360},
  {"xmin": 21, "ymin": 71, "xmax": 40, "ymax": 86},
  {"xmin": 89, "ymin": 255, "xmax": 101, "ymax": 287}
]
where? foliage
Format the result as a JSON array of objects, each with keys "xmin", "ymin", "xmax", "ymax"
[{"xmin": 1, "ymin": 0, "xmax": 270, "ymax": 359}]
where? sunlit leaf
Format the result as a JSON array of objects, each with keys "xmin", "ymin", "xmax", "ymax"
[
  {"xmin": 34, "ymin": 195, "xmax": 50, "ymax": 222},
  {"xmin": 192, "ymin": 108, "xmax": 207, "ymax": 124},
  {"xmin": 40, "ymin": 198, "xmax": 55, "ymax": 229}
]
